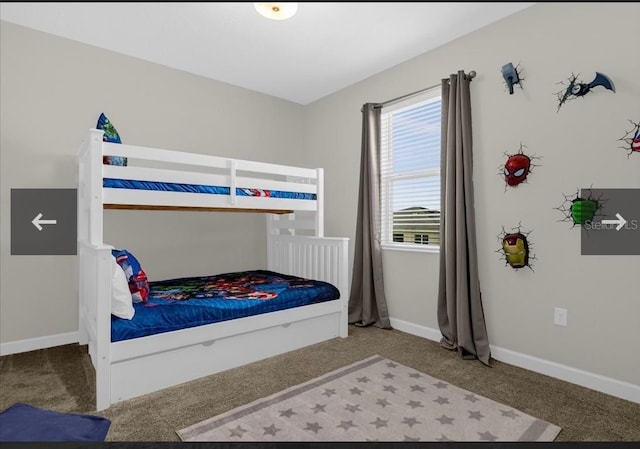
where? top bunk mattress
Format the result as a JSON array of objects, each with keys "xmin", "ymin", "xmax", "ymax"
[
  {"xmin": 103, "ymin": 178, "xmax": 317, "ymax": 201},
  {"xmin": 111, "ymin": 270, "xmax": 339, "ymax": 342}
]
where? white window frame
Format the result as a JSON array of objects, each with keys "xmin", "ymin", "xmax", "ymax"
[{"xmin": 379, "ymin": 87, "xmax": 442, "ymax": 253}]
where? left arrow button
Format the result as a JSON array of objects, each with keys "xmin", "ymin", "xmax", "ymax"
[{"xmin": 32, "ymin": 212, "xmax": 57, "ymax": 231}]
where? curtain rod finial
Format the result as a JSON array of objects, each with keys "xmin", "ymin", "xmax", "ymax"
[{"xmin": 468, "ymin": 70, "xmax": 477, "ymax": 79}]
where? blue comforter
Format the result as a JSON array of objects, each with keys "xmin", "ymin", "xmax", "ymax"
[{"xmin": 111, "ymin": 270, "xmax": 339, "ymax": 342}]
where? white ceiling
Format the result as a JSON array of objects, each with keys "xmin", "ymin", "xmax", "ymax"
[{"xmin": 0, "ymin": 2, "xmax": 534, "ymax": 105}]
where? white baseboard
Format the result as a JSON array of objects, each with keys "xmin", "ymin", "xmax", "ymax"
[
  {"xmin": 0, "ymin": 331, "xmax": 79, "ymax": 357},
  {"xmin": 3, "ymin": 323, "xmax": 639, "ymax": 405},
  {"xmin": 390, "ymin": 317, "xmax": 640, "ymax": 405}
]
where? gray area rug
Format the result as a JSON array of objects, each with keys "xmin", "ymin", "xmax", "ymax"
[{"xmin": 177, "ymin": 355, "xmax": 561, "ymax": 442}]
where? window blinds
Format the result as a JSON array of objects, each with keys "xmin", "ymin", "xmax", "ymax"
[{"xmin": 380, "ymin": 88, "xmax": 442, "ymax": 247}]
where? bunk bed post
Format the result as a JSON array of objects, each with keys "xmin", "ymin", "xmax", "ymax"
[
  {"xmin": 266, "ymin": 215, "xmax": 277, "ymax": 270},
  {"xmin": 78, "ymin": 129, "xmax": 113, "ymax": 410},
  {"xmin": 78, "ymin": 130, "xmax": 104, "ymax": 345},
  {"xmin": 315, "ymin": 168, "xmax": 324, "ymax": 237},
  {"xmin": 94, "ymin": 248, "xmax": 113, "ymax": 411},
  {"xmin": 77, "ymin": 139, "xmax": 89, "ymax": 347},
  {"xmin": 87, "ymin": 129, "xmax": 104, "ymax": 245},
  {"xmin": 229, "ymin": 160, "xmax": 237, "ymax": 206},
  {"xmin": 337, "ymin": 238, "xmax": 349, "ymax": 338}
]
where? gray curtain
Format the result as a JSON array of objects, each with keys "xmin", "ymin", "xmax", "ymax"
[
  {"xmin": 348, "ymin": 103, "xmax": 391, "ymax": 329},
  {"xmin": 437, "ymin": 71, "xmax": 491, "ymax": 366}
]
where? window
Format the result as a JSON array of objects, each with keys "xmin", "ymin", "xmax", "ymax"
[{"xmin": 380, "ymin": 87, "xmax": 441, "ymax": 249}]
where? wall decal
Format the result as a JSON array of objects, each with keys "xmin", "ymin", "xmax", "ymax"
[
  {"xmin": 499, "ymin": 144, "xmax": 540, "ymax": 191},
  {"xmin": 555, "ymin": 72, "xmax": 615, "ymax": 112},
  {"xmin": 497, "ymin": 223, "xmax": 535, "ymax": 271},
  {"xmin": 501, "ymin": 62, "xmax": 524, "ymax": 95},
  {"xmin": 555, "ymin": 188, "xmax": 605, "ymax": 228},
  {"xmin": 618, "ymin": 120, "xmax": 640, "ymax": 157}
]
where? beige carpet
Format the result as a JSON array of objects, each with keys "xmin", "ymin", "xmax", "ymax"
[
  {"xmin": 3, "ymin": 326, "xmax": 640, "ymax": 441},
  {"xmin": 178, "ymin": 354, "xmax": 561, "ymax": 442}
]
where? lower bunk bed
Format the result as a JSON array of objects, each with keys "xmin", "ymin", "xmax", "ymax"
[
  {"xmin": 80, "ymin": 236, "xmax": 348, "ymax": 412},
  {"xmin": 77, "ymin": 128, "xmax": 350, "ymax": 411}
]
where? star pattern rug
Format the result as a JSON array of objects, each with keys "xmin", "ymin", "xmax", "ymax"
[{"xmin": 177, "ymin": 355, "xmax": 561, "ymax": 442}]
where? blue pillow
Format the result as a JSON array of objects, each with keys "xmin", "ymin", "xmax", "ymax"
[
  {"xmin": 0, "ymin": 403, "xmax": 111, "ymax": 441},
  {"xmin": 112, "ymin": 249, "xmax": 150, "ymax": 303},
  {"xmin": 97, "ymin": 112, "xmax": 127, "ymax": 166}
]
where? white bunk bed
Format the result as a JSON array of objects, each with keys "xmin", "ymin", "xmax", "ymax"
[{"xmin": 77, "ymin": 129, "xmax": 349, "ymax": 411}]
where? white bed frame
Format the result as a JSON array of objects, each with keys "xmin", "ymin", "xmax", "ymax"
[{"xmin": 77, "ymin": 129, "xmax": 349, "ymax": 411}]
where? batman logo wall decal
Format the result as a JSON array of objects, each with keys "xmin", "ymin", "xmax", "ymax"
[{"xmin": 555, "ymin": 72, "xmax": 615, "ymax": 112}]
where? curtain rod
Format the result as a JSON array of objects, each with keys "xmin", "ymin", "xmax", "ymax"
[{"xmin": 374, "ymin": 70, "xmax": 476, "ymax": 109}]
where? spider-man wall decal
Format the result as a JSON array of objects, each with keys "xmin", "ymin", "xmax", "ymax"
[{"xmin": 498, "ymin": 144, "xmax": 541, "ymax": 192}]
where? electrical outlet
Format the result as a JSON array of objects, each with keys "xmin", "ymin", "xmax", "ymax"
[{"xmin": 554, "ymin": 307, "xmax": 568, "ymax": 327}]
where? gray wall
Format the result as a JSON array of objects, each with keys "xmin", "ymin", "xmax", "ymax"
[
  {"xmin": 304, "ymin": 2, "xmax": 640, "ymax": 385},
  {"xmin": 0, "ymin": 21, "xmax": 305, "ymax": 342},
  {"xmin": 1, "ymin": 3, "xmax": 639, "ymax": 389}
]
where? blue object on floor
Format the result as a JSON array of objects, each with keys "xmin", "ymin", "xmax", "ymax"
[{"xmin": 0, "ymin": 403, "xmax": 111, "ymax": 441}]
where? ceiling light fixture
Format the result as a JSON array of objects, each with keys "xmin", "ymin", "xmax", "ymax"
[{"xmin": 254, "ymin": 3, "xmax": 298, "ymax": 21}]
